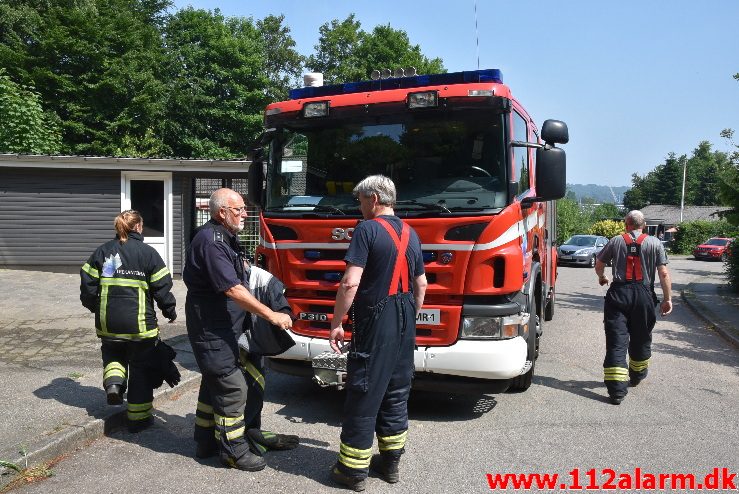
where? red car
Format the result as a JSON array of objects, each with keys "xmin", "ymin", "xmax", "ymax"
[{"xmin": 693, "ymin": 237, "xmax": 733, "ymax": 261}]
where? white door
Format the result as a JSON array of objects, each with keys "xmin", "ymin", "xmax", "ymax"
[{"xmin": 121, "ymin": 172, "xmax": 173, "ymax": 270}]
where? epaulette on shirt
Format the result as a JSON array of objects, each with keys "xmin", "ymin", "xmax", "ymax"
[{"xmin": 213, "ymin": 229, "xmax": 225, "ymax": 243}]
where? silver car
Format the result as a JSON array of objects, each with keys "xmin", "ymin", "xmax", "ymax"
[{"xmin": 557, "ymin": 235, "xmax": 609, "ymax": 267}]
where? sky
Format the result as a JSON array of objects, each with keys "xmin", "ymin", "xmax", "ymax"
[{"xmin": 172, "ymin": 0, "xmax": 739, "ymax": 187}]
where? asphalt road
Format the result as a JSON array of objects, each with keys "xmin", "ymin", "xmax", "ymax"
[{"xmin": 10, "ymin": 258, "xmax": 738, "ymax": 494}]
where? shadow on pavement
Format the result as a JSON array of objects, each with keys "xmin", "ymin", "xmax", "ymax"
[
  {"xmin": 33, "ymin": 377, "xmax": 110, "ymax": 419},
  {"xmin": 534, "ymin": 375, "xmax": 611, "ymax": 404},
  {"xmin": 555, "ymin": 290, "xmax": 604, "ymax": 314}
]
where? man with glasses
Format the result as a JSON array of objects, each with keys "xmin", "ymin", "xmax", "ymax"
[{"xmin": 184, "ymin": 188, "xmax": 294, "ymax": 471}]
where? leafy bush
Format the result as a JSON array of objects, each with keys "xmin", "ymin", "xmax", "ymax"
[
  {"xmin": 726, "ymin": 241, "xmax": 739, "ymax": 293},
  {"xmin": 588, "ymin": 220, "xmax": 624, "ymax": 238},
  {"xmin": 671, "ymin": 220, "xmax": 739, "ymax": 254}
]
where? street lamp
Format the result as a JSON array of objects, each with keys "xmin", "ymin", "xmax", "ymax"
[{"xmin": 680, "ymin": 159, "xmax": 687, "ymax": 223}]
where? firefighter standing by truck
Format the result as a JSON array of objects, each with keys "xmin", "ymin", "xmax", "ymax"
[
  {"xmin": 80, "ymin": 210, "xmax": 177, "ymax": 432},
  {"xmin": 595, "ymin": 210, "xmax": 673, "ymax": 405},
  {"xmin": 183, "ymin": 188, "xmax": 295, "ymax": 471},
  {"xmin": 329, "ymin": 175, "xmax": 428, "ymax": 491}
]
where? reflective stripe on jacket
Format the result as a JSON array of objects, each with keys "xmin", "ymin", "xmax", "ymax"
[{"xmin": 80, "ymin": 232, "xmax": 176, "ymax": 340}]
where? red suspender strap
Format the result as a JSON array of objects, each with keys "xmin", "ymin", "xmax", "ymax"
[
  {"xmin": 621, "ymin": 233, "xmax": 647, "ymax": 282},
  {"xmin": 374, "ymin": 217, "xmax": 411, "ymax": 295}
]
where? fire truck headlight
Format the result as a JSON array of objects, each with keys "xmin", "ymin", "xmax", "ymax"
[
  {"xmin": 460, "ymin": 315, "xmax": 521, "ymax": 339},
  {"xmin": 303, "ymin": 101, "xmax": 329, "ymax": 118},
  {"xmin": 408, "ymin": 91, "xmax": 438, "ymax": 109}
]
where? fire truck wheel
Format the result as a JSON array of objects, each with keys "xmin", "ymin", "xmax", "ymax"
[
  {"xmin": 544, "ymin": 289, "xmax": 555, "ymax": 321},
  {"xmin": 508, "ymin": 312, "xmax": 537, "ymax": 392}
]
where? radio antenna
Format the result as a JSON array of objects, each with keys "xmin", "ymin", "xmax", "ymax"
[{"xmin": 474, "ymin": 0, "xmax": 480, "ymax": 69}]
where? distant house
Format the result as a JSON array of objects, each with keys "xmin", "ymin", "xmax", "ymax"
[
  {"xmin": 0, "ymin": 154, "xmax": 257, "ymax": 275},
  {"xmin": 641, "ymin": 204, "xmax": 732, "ymax": 238}
]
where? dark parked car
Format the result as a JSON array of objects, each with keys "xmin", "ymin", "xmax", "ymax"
[
  {"xmin": 557, "ymin": 235, "xmax": 609, "ymax": 267},
  {"xmin": 693, "ymin": 237, "xmax": 733, "ymax": 262}
]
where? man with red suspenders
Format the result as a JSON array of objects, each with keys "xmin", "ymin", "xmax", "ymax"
[
  {"xmin": 329, "ymin": 175, "xmax": 428, "ymax": 491},
  {"xmin": 595, "ymin": 210, "xmax": 673, "ymax": 405}
]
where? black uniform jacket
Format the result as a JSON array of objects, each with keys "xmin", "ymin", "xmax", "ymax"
[
  {"xmin": 80, "ymin": 232, "xmax": 176, "ymax": 340},
  {"xmin": 184, "ymin": 220, "xmax": 248, "ymax": 377}
]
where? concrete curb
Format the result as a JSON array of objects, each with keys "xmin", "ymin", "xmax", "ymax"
[
  {"xmin": 0, "ymin": 370, "xmax": 202, "ymax": 490},
  {"xmin": 681, "ymin": 284, "xmax": 739, "ymax": 349}
]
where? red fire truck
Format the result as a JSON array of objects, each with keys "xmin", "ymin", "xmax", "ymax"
[{"xmin": 247, "ymin": 69, "xmax": 568, "ymax": 393}]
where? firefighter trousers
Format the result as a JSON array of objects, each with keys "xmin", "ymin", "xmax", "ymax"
[
  {"xmin": 337, "ymin": 292, "xmax": 416, "ymax": 477},
  {"xmin": 603, "ymin": 283, "xmax": 656, "ymax": 399},
  {"xmin": 101, "ymin": 338, "xmax": 157, "ymax": 423},
  {"xmin": 194, "ymin": 352, "xmax": 266, "ymax": 457}
]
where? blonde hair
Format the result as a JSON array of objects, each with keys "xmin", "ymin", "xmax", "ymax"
[{"xmin": 114, "ymin": 210, "xmax": 142, "ymax": 243}]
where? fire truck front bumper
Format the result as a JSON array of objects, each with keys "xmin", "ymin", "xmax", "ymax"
[{"xmin": 268, "ymin": 331, "xmax": 528, "ymax": 383}]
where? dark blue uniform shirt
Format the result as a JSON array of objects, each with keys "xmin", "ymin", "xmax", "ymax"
[
  {"xmin": 184, "ymin": 219, "xmax": 245, "ymax": 295},
  {"xmin": 345, "ymin": 215, "xmax": 424, "ymax": 308}
]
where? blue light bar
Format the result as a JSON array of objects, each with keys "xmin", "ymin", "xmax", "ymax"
[{"xmin": 289, "ymin": 69, "xmax": 503, "ymax": 100}]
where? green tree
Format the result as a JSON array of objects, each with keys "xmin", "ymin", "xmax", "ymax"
[
  {"xmin": 161, "ymin": 8, "xmax": 269, "ymax": 158},
  {"xmin": 588, "ymin": 220, "xmax": 624, "ymax": 238},
  {"xmin": 306, "ymin": 15, "xmax": 445, "ymax": 85},
  {"xmin": 305, "ymin": 15, "xmax": 363, "ymax": 85},
  {"xmin": 556, "ymin": 198, "xmax": 591, "ymax": 244},
  {"xmin": 623, "ymin": 143, "xmax": 728, "ymax": 210},
  {"xmin": 0, "ymin": 0, "xmax": 171, "ymax": 156},
  {"xmin": 353, "ymin": 24, "xmax": 444, "ymax": 79},
  {"xmin": 589, "ymin": 203, "xmax": 621, "ymax": 222},
  {"xmin": 0, "ymin": 69, "xmax": 61, "ymax": 154},
  {"xmin": 257, "ymin": 14, "xmax": 305, "ymax": 101}
]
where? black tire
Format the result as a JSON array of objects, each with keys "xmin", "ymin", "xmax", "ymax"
[
  {"xmin": 509, "ymin": 299, "xmax": 540, "ymax": 392},
  {"xmin": 544, "ymin": 288, "xmax": 555, "ymax": 321}
]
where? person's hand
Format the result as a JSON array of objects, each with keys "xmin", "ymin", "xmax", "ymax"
[
  {"xmin": 270, "ymin": 311, "xmax": 293, "ymax": 330},
  {"xmin": 329, "ymin": 325, "xmax": 345, "ymax": 353},
  {"xmin": 598, "ymin": 275, "xmax": 610, "ymax": 286},
  {"xmin": 660, "ymin": 299, "xmax": 673, "ymax": 316}
]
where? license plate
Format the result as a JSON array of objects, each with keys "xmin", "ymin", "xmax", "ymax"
[
  {"xmin": 416, "ymin": 308, "xmax": 441, "ymax": 326},
  {"xmin": 559, "ymin": 255, "xmax": 572, "ymax": 260},
  {"xmin": 299, "ymin": 312, "xmax": 328, "ymax": 322}
]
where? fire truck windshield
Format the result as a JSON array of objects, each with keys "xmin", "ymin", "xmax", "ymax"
[{"xmin": 264, "ymin": 112, "xmax": 507, "ymax": 217}]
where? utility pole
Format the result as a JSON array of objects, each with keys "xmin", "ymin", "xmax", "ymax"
[{"xmin": 680, "ymin": 159, "xmax": 687, "ymax": 223}]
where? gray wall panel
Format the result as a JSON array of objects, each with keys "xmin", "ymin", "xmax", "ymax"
[{"xmin": 0, "ymin": 168, "xmax": 119, "ymax": 266}]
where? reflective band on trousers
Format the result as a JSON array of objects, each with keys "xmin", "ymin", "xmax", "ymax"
[
  {"xmin": 378, "ymin": 430, "xmax": 407, "ymax": 451},
  {"xmin": 629, "ymin": 358, "xmax": 649, "ymax": 371},
  {"xmin": 103, "ymin": 362, "xmax": 126, "ymax": 380},
  {"xmin": 339, "ymin": 442, "xmax": 372, "ymax": 469},
  {"xmin": 604, "ymin": 367, "xmax": 629, "ymax": 381},
  {"xmin": 127, "ymin": 402, "xmax": 152, "ymax": 420},
  {"xmin": 242, "ymin": 360, "xmax": 265, "ymax": 390}
]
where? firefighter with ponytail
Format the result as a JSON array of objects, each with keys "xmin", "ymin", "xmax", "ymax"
[
  {"xmin": 595, "ymin": 210, "xmax": 672, "ymax": 405},
  {"xmin": 80, "ymin": 210, "xmax": 177, "ymax": 432}
]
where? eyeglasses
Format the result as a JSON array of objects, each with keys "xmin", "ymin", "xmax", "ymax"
[{"xmin": 223, "ymin": 205, "xmax": 248, "ymax": 214}]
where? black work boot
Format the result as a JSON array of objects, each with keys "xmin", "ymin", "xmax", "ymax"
[
  {"xmin": 105, "ymin": 384, "xmax": 123, "ymax": 405},
  {"xmin": 127, "ymin": 416, "xmax": 153, "ymax": 433},
  {"xmin": 220, "ymin": 450, "xmax": 266, "ymax": 472},
  {"xmin": 370, "ymin": 453, "xmax": 400, "ymax": 483},
  {"xmin": 330, "ymin": 463, "xmax": 366, "ymax": 492},
  {"xmin": 195, "ymin": 441, "xmax": 218, "ymax": 459}
]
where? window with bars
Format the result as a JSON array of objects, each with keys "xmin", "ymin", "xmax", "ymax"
[{"xmin": 194, "ymin": 178, "xmax": 260, "ymax": 258}]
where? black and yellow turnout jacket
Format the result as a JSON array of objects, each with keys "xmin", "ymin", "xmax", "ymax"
[{"xmin": 80, "ymin": 232, "xmax": 176, "ymax": 340}]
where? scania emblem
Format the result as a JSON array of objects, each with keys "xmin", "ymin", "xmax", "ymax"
[{"xmin": 331, "ymin": 227, "xmax": 354, "ymax": 241}]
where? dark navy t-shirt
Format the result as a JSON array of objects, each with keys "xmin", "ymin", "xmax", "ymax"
[
  {"xmin": 183, "ymin": 220, "xmax": 246, "ymax": 296},
  {"xmin": 344, "ymin": 215, "xmax": 424, "ymax": 308}
]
